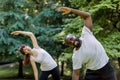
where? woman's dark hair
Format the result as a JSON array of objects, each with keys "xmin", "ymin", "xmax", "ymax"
[
  {"xmin": 19, "ymin": 45, "xmax": 30, "ymax": 65},
  {"xmin": 23, "ymin": 54, "xmax": 30, "ymax": 64},
  {"xmin": 19, "ymin": 45, "xmax": 26, "ymax": 54}
]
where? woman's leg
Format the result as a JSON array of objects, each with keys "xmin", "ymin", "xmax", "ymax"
[
  {"xmin": 39, "ymin": 71, "xmax": 50, "ymax": 80},
  {"xmin": 51, "ymin": 66, "xmax": 60, "ymax": 80}
]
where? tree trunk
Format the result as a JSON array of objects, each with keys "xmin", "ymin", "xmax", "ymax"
[
  {"xmin": 61, "ymin": 61, "xmax": 64, "ymax": 76},
  {"xmin": 118, "ymin": 57, "xmax": 120, "ymax": 69},
  {"xmin": 18, "ymin": 59, "xmax": 23, "ymax": 77},
  {"xmin": 117, "ymin": 57, "xmax": 120, "ymax": 80}
]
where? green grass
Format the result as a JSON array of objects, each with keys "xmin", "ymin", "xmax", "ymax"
[
  {"xmin": 0, "ymin": 63, "xmax": 72, "ymax": 80},
  {"xmin": 0, "ymin": 63, "xmax": 34, "ymax": 80}
]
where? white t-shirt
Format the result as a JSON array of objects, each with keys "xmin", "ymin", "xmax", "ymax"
[
  {"xmin": 72, "ymin": 26, "xmax": 109, "ymax": 70},
  {"xmin": 30, "ymin": 48, "xmax": 57, "ymax": 71}
]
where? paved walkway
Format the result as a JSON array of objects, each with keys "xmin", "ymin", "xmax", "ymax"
[{"xmin": 0, "ymin": 62, "xmax": 18, "ymax": 68}]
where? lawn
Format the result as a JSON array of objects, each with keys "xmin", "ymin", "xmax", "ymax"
[
  {"xmin": 0, "ymin": 62, "xmax": 74, "ymax": 80},
  {"xmin": 0, "ymin": 62, "xmax": 34, "ymax": 80}
]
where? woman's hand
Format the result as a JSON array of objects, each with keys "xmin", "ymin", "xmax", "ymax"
[
  {"xmin": 11, "ymin": 31, "xmax": 39, "ymax": 48},
  {"xmin": 11, "ymin": 31, "xmax": 21, "ymax": 35},
  {"xmin": 11, "ymin": 31, "xmax": 32, "ymax": 36},
  {"xmin": 57, "ymin": 7, "xmax": 72, "ymax": 15}
]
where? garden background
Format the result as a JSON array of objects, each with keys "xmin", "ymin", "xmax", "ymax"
[{"xmin": 0, "ymin": 0, "xmax": 120, "ymax": 80}]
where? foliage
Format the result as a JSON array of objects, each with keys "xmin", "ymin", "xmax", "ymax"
[
  {"xmin": 57, "ymin": 0, "xmax": 120, "ymax": 59},
  {"xmin": 0, "ymin": 0, "xmax": 64, "ymax": 61},
  {"xmin": 99, "ymin": 32, "xmax": 120, "ymax": 58}
]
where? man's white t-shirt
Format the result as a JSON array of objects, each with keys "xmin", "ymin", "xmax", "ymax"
[
  {"xmin": 30, "ymin": 48, "xmax": 57, "ymax": 71},
  {"xmin": 72, "ymin": 26, "xmax": 109, "ymax": 70}
]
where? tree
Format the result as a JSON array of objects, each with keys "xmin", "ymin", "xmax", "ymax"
[{"xmin": 0, "ymin": 0, "xmax": 64, "ymax": 77}]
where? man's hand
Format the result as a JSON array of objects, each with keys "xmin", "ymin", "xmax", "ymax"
[{"xmin": 57, "ymin": 7, "xmax": 71, "ymax": 15}]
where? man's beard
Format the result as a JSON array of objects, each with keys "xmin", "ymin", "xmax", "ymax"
[{"xmin": 74, "ymin": 39, "xmax": 81, "ymax": 48}]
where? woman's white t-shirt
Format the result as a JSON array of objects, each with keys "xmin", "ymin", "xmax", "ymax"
[
  {"xmin": 72, "ymin": 26, "xmax": 109, "ymax": 70},
  {"xmin": 30, "ymin": 48, "xmax": 57, "ymax": 71}
]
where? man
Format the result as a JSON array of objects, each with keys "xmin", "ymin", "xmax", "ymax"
[{"xmin": 57, "ymin": 7, "xmax": 117, "ymax": 80}]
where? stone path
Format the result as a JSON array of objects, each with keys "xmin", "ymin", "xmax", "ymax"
[{"xmin": 0, "ymin": 62, "xmax": 18, "ymax": 68}]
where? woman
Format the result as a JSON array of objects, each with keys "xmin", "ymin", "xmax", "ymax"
[{"xmin": 11, "ymin": 31, "xmax": 60, "ymax": 80}]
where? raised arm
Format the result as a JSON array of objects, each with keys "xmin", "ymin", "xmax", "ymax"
[
  {"xmin": 11, "ymin": 31, "xmax": 39, "ymax": 48},
  {"xmin": 57, "ymin": 7, "xmax": 93, "ymax": 31}
]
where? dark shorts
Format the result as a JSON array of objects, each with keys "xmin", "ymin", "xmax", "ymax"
[
  {"xmin": 39, "ymin": 66, "xmax": 60, "ymax": 80},
  {"xmin": 83, "ymin": 61, "xmax": 117, "ymax": 80}
]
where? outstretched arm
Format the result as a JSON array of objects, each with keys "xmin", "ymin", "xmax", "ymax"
[
  {"xmin": 57, "ymin": 7, "xmax": 93, "ymax": 31},
  {"xmin": 11, "ymin": 31, "xmax": 39, "ymax": 48},
  {"xmin": 30, "ymin": 60, "xmax": 38, "ymax": 80}
]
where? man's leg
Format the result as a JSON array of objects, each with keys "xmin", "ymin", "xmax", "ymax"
[
  {"xmin": 83, "ymin": 69, "xmax": 100, "ymax": 80},
  {"xmin": 101, "ymin": 61, "xmax": 117, "ymax": 80},
  {"xmin": 84, "ymin": 61, "xmax": 117, "ymax": 80}
]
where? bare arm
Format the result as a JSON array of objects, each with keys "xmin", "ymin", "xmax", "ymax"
[
  {"xmin": 72, "ymin": 69, "xmax": 80, "ymax": 80},
  {"xmin": 11, "ymin": 31, "xmax": 39, "ymax": 48},
  {"xmin": 30, "ymin": 59, "xmax": 38, "ymax": 80},
  {"xmin": 57, "ymin": 7, "xmax": 93, "ymax": 31}
]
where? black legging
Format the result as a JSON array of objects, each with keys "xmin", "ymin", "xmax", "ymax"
[
  {"xmin": 83, "ymin": 61, "xmax": 117, "ymax": 80},
  {"xmin": 39, "ymin": 66, "xmax": 60, "ymax": 80}
]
